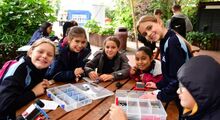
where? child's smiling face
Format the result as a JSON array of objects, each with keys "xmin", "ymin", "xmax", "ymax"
[
  {"xmin": 135, "ymin": 51, "xmax": 152, "ymax": 71},
  {"xmin": 138, "ymin": 21, "xmax": 164, "ymax": 42},
  {"xmin": 68, "ymin": 36, "xmax": 87, "ymax": 53},
  {"xmin": 104, "ymin": 41, "xmax": 119, "ymax": 59},
  {"xmin": 29, "ymin": 43, "xmax": 55, "ymax": 69}
]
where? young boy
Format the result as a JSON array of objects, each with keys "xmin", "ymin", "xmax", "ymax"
[{"xmin": 46, "ymin": 26, "xmax": 91, "ymax": 82}]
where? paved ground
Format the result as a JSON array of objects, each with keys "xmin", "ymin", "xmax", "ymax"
[
  {"xmin": 54, "ymin": 21, "xmax": 220, "ymax": 64},
  {"xmin": 91, "ymin": 40, "xmax": 220, "ymax": 67},
  {"xmin": 194, "ymin": 50, "xmax": 220, "ymax": 63}
]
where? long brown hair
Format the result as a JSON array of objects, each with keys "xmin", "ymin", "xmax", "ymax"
[
  {"xmin": 67, "ymin": 26, "xmax": 87, "ymax": 41},
  {"xmin": 103, "ymin": 36, "xmax": 120, "ymax": 48}
]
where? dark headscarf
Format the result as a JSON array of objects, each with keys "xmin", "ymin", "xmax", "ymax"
[{"xmin": 177, "ymin": 55, "xmax": 220, "ymax": 119}]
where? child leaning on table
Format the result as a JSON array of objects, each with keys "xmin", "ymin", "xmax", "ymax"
[
  {"xmin": 84, "ymin": 36, "xmax": 130, "ymax": 82},
  {"xmin": 0, "ymin": 38, "xmax": 56, "ymax": 119},
  {"xmin": 136, "ymin": 15, "xmax": 193, "ymax": 119},
  {"xmin": 46, "ymin": 26, "xmax": 91, "ymax": 82},
  {"xmin": 130, "ymin": 46, "xmax": 162, "ymax": 84}
]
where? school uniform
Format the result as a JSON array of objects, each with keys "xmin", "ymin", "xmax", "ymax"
[
  {"xmin": 46, "ymin": 46, "xmax": 91, "ymax": 82},
  {"xmin": 155, "ymin": 29, "xmax": 192, "ymax": 119},
  {"xmin": 130, "ymin": 59, "xmax": 162, "ymax": 83},
  {"xmin": 84, "ymin": 50, "xmax": 130, "ymax": 81},
  {"xmin": 28, "ymin": 29, "xmax": 45, "ymax": 45},
  {"xmin": 0, "ymin": 56, "xmax": 48, "ymax": 119},
  {"xmin": 178, "ymin": 55, "xmax": 220, "ymax": 120},
  {"xmin": 156, "ymin": 29, "xmax": 192, "ymax": 102}
]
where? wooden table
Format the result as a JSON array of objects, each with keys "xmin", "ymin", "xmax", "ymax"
[{"xmin": 16, "ymin": 79, "xmax": 136, "ymax": 120}]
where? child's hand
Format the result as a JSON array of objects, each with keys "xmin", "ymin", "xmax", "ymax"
[
  {"xmin": 74, "ymin": 67, "xmax": 84, "ymax": 78},
  {"xmin": 32, "ymin": 79, "xmax": 49, "ymax": 97},
  {"xmin": 42, "ymin": 79, "xmax": 50, "ymax": 87},
  {"xmin": 145, "ymin": 82, "xmax": 157, "ymax": 89},
  {"xmin": 99, "ymin": 74, "xmax": 114, "ymax": 82},
  {"xmin": 139, "ymin": 93, "xmax": 157, "ymax": 100},
  {"xmin": 48, "ymin": 79, "xmax": 55, "ymax": 85},
  {"xmin": 109, "ymin": 104, "xmax": 127, "ymax": 120},
  {"xmin": 130, "ymin": 66, "xmax": 137, "ymax": 75},
  {"xmin": 88, "ymin": 71, "xmax": 99, "ymax": 80}
]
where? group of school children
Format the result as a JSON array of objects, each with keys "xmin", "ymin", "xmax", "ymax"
[
  {"xmin": 1, "ymin": 14, "xmax": 220, "ymax": 120},
  {"xmin": 0, "ymin": 24, "xmax": 161, "ymax": 119},
  {"xmin": 110, "ymin": 15, "xmax": 220, "ymax": 120}
]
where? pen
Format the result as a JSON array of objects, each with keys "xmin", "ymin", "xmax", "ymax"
[{"xmin": 115, "ymin": 97, "xmax": 118, "ymax": 106}]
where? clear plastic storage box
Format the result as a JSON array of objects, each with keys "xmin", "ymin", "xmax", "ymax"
[
  {"xmin": 115, "ymin": 90, "xmax": 167, "ymax": 120},
  {"xmin": 46, "ymin": 83, "xmax": 114, "ymax": 112},
  {"xmin": 73, "ymin": 82, "xmax": 114, "ymax": 100},
  {"xmin": 46, "ymin": 84, "xmax": 92, "ymax": 112}
]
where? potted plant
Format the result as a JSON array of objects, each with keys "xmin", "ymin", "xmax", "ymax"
[
  {"xmin": 84, "ymin": 20, "xmax": 115, "ymax": 47},
  {"xmin": 84, "ymin": 20, "xmax": 100, "ymax": 46}
]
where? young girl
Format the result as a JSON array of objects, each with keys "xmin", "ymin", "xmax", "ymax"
[
  {"xmin": 130, "ymin": 46, "xmax": 162, "ymax": 84},
  {"xmin": 109, "ymin": 56, "xmax": 220, "ymax": 120},
  {"xmin": 28, "ymin": 22, "xmax": 53, "ymax": 45},
  {"xmin": 46, "ymin": 26, "xmax": 91, "ymax": 82},
  {"xmin": 84, "ymin": 36, "xmax": 130, "ymax": 82},
  {"xmin": 60, "ymin": 20, "xmax": 78, "ymax": 48},
  {"xmin": 0, "ymin": 38, "xmax": 56, "ymax": 119},
  {"xmin": 177, "ymin": 55, "xmax": 220, "ymax": 120},
  {"xmin": 58, "ymin": 21, "xmax": 91, "ymax": 52},
  {"xmin": 137, "ymin": 15, "xmax": 192, "ymax": 118}
]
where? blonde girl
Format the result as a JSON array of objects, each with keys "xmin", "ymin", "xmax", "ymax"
[{"xmin": 0, "ymin": 38, "xmax": 56, "ymax": 119}]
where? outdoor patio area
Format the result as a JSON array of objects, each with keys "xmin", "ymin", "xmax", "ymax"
[{"xmin": 100, "ymin": 40, "xmax": 220, "ymax": 66}]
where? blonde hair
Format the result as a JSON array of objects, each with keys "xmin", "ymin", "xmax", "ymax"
[
  {"xmin": 136, "ymin": 15, "xmax": 158, "ymax": 34},
  {"xmin": 27, "ymin": 38, "xmax": 56, "ymax": 56}
]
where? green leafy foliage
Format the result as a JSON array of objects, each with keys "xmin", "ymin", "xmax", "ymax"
[
  {"xmin": 84, "ymin": 20, "xmax": 101, "ymax": 34},
  {"xmin": 98, "ymin": 26, "xmax": 115, "ymax": 36},
  {"xmin": 112, "ymin": 0, "xmax": 133, "ymax": 31},
  {"xmin": 147, "ymin": 0, "xmax": 173, "ymax": 21},
  {"xmin": 0, "ymin": 0, "xmax": 56, "ymax": 65},
  {"xmin": 88, "ymin": 0, "xmax": 133, "ymax": 35},
  {"xmin": 179, "ymin": 0, "xmax": 199, "ymax": 28},
  {"xmin": 186, "ymin": 31, "xmax": 217, "ymax": 50},
  {"xmin": 84, "ymin": 19, "xmax": 115, "ymax": 36},
  {"xmin": 135, "ymin": 0, "xmax": 199, "ymax": 29}
]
